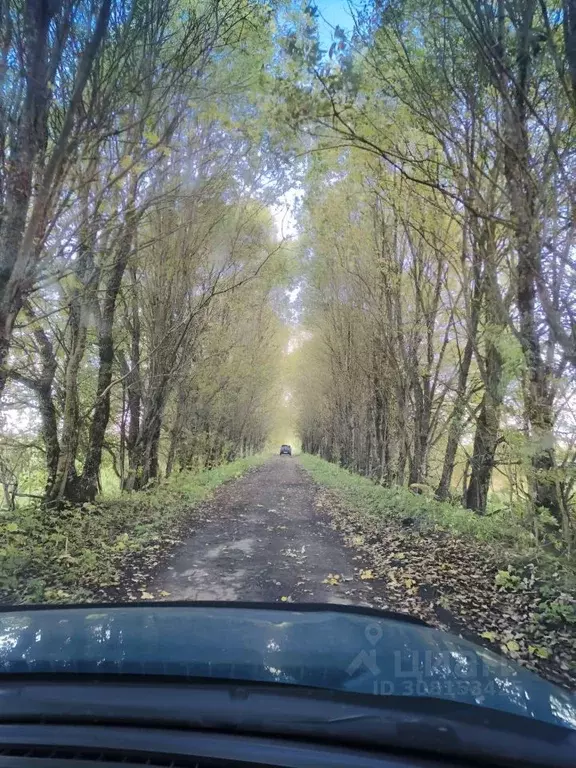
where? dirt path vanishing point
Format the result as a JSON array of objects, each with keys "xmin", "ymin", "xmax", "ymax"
[{"xmin": 151, "ymin": 456, "xmax": 385, "ymax": 607}]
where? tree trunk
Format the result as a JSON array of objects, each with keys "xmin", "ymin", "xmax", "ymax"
[
  {"xmin": 26, "ymin": 305, "xmax": 59, "ymax": 491},
  {"xmin": 81, "ymin": 194, "xmax": 138, "ymax": 500},
  {"xmin": 465, "ymin": 225, "xmax": 506, "ymax": 514},
  {"xmin": 47, "ymin": 300, "xmax": 88, "ymax": 503},
  {"xmin": 409, "ymin": 377, "xmax": 426, "ymax": 486},
  {"xmin": 47, "ymin": 164, "xmax": 98, "ymax": 502},
  {"xmin": 126, "ymin": 379, "xmax": 169, "ymax": 490},
  {"xmin": 436, "ymin": 263, "xmax": 484, "ymax": 499},
  {"xmin": 465, "ymin": 338, "xmax": 503, "ymax": 513},
  {"xmin": 373, "ymin": 365, "xmax": 390, "ymax": 483},
  {"xmin": 563, "ymin": 0, "xmax": 576, "ymax": 101},
  {"xmin": 38, "ymin": 382, "xmax": 59, "ymax": 492},
  {"xmin": 436, "ymin": 338, "xmax": 473, "ymax": 500},
  {"xmin": 166, "ymin": 383, "xmax": 187, "ymax": 478},
  {"xmin": 409, "ymin": 361, "xmax": 431, "ymax": 486},
  {"xmin": 500, "ymin": 6, "xmax": 563, "ymax": 524},
  {"xmin": 0, "ymin": 0, "xmax": 57, "ymax": 397},
  {"xmin": 0, "ymin": 0, "xmax": 111, "ymax": 399},
  {"xmin": 142, "ymin": 415, "xmax": 162, "ymax": 486}
]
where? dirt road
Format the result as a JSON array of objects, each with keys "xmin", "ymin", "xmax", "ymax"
[
  {"xmin": 145, "ymin": 456, "xmax": 576, "ymax": 692},
  {"xmin": 152, "ymin": 456, "xmax": 383, "ymax": 606}
]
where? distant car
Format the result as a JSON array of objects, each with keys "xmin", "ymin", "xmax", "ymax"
[{"xmin": 280, "ymin": 444, "xmax": 292, "ymax": 455}]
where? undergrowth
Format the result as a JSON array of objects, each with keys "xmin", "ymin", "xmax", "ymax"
[
  {"xmin": 0, "ymin": 455, "xmax": 264, "ymax": 604},
  {"xmin": 299, "ymin": 454, "xmax": 532, "ymax": 547},
  {"xmin": 299, "ymin": 453, "xmax": 576, "ymax": 617}
]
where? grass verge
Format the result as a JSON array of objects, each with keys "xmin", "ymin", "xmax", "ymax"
[
  {"xmin": 299, "ymin": 453, "xmax": 533, "ymax": 548},
  {"xmin": 0, "ymin": 455, "xmax": 265, "ymax": 605},
  {"xmin": 299, "ymin": 453, "xmax": 576, "ymax": 689}
]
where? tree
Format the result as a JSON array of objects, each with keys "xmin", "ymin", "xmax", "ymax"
[{"xmin": 1, "ymin": 0, "xmax": 290, "ymax": 505}]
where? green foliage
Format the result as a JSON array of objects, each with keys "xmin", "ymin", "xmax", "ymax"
[
  {"xmin": 528, "ymin": 645, "xmax": 552, "ymax": 659},
  {"xmin": 0, "ymin": 455, "xmax": 264, "ymax": 604},
  {"xmin": 494, "ymin": 569, "xmax": 522, "ymax": 590},
  {"xmin": 299, "ymin": 453, "xmax": 532, "ymax": 548},
  {"xmin": 536, "ymin": 596, "xmax": 576, "ymax": 626}
]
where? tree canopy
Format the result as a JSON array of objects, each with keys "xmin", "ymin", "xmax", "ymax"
[{"xmin": 2, "ymin": 0, "xmax": 576, "ymax": 558}]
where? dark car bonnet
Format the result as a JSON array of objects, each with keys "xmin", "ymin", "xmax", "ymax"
[{"xmin": 0, "ymin": 602, "xmax": 574, "ymax": 731}]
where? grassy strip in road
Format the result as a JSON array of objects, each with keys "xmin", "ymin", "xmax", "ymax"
[{"xmin": 0, "ymin": 454, "xmax": 265, "ymax": 605}]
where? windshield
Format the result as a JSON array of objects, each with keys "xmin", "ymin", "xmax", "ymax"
[{"xmin": 0, "ymin": 0, "xmax": 574, "ymax": 736}]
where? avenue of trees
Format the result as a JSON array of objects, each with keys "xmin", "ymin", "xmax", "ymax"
[
  {"xmin": 2, "ymin": 0, "xmax": 576, "ymax": 558},
  {"xmin": 293, "ymin": 0, "xmax": 576, "ymax": 548},
  {"xmin": 0, "ymin": 0, "xmax": 288, "ymax": 505}
]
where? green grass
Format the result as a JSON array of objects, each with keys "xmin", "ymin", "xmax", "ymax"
[
  {"xmin": 299, "ymin": 453, "xmax": 534, "ymax": 550},
  {"xmin": 299, "ymin": 453, "xmax": 576, "ymax": 615},
  {"xmin": 0, "ymin": 454, "xmax": 265, "ymax": 604}
]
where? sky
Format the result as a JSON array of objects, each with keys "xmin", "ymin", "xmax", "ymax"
[
  {"xmin": 270, "ymin": 0, "xmax": 354, "ymax": 240},
  {"xmin": 315, "ymin": 0, "xmax": 354, "ymax": 47},
  {"xmin": 271, "ymin": 188, "xmax": 299, "ymax": 240}
]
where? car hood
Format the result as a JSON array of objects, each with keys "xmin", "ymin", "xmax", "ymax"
[{"xmin": 0, "ymin": 602, "xmax": 574, "ymax": 730}]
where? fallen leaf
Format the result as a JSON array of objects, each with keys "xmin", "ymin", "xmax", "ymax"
[
  {"xmin": 322, "ymin": 573, "xmax": 342, "ymax": 585},
  {"xmin": 529, "ymin": 645, "xmax": 551, "ymax": 659},
  {"xmin": 480, "ymin": 631, "xmax": 497, "ymax": 642},
  {"xmin": 140, "ymin": 591, "xmax": 154, "ymax": 600},
  {"xmin": 360, "ymin": 569, "xmax": 376, "ymax": 580}
]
